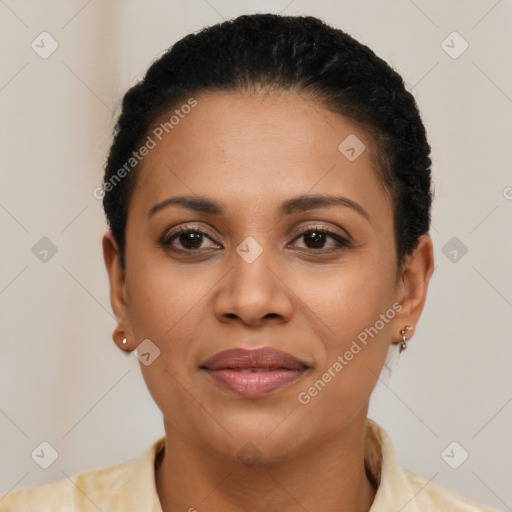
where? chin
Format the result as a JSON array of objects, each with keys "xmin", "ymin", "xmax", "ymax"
[{"xmin": 196, "ymin": 409, "xmax": 307, "ymax": 464}]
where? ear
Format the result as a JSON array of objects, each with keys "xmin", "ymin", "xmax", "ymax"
[
  {"xmin": 102, "ymin": 230, "xmax": 134, "ymax": 351},
  {"xmin": 391, "ymin": 234, "xmax": 435, "ymax": 346}
]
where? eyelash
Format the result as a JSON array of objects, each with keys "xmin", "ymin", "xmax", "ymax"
[{"xmin": 159, "ymin": 224, "xmax": 351, "ymax": 254}]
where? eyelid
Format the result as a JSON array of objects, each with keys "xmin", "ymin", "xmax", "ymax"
[
  {"xmin": 288, "ymin": 223, "xmax": 352, "ymax": 242},
  {"xmin": 161, "ymin": 223, "xmax": 224, "ymax": 245}
]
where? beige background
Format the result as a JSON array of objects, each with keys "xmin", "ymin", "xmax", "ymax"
[{"xmin": 1, "ymin": 0, "xmax": 511, "ymax": 509}]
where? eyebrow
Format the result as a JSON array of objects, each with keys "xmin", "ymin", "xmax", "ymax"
[{"xmin": 148, "ymin": 194, "xmax": 370, "ymax": 221}]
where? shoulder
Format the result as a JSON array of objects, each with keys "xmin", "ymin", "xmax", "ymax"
[
  {"xmin": 364, "ymin": 418, "xmax": 498, "ymax": 512},
  {"xmin": 404, "ymin": 469, "xmax": 499, "ymax": 512},
  {"xmin": 0, "ymin": 437, "xmax": 164, "ymax": 512},
  {"xmin": 0, "ymin": 460, "xmax": 132, "ymax": 512}
]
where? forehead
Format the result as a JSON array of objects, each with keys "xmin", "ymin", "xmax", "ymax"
[{"xmin": 130, "ymin": 90, "xmax": 392, "ymax": 223}]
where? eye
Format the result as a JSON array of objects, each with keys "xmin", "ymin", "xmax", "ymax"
[
  {"xmin": 159, "ymin": 225, "xmax": 351, "ymax": 254},
  {"xmin": 160, "ymin": 226, "xmax": 222, "ymax": 252},
  {"xmin": 289, "ymin": 227, "xmax": 351, "ymax": 252}
]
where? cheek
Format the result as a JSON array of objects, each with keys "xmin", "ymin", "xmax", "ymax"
[
  {"xmin": 126, "ymin": 280, "xmax": 214, "ymax": 403},
  {"xmin": 125, "ymin": 255, "xmax": 209, "ymax": 336},
  {"xmin": 293, "ymin": 255, "xmax": 396, "ymax": 414},
  {"xmin": 124, "ymin": 257, "xmax": 224, "ymax": 372},
  {"xmin": 299, "ymin": 249, "xmax": 396, "ymax": 341},
  {"xmin": 125, "ymin": 264, "xmax": 210, "ymax": 433}
]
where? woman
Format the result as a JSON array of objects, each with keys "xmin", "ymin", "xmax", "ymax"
[{"xmin": 0, "ymin": 13, "xmax": 497, "ymax": 512}]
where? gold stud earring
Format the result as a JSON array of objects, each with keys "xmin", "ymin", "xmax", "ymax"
[{"xmin": 113, "ymin": 329, "xmax": 129, "ymax": 351}]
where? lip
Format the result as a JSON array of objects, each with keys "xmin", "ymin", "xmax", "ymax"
[{"xmin": 201, "ymin": 347, "xmax": 309, "ymax": 398}]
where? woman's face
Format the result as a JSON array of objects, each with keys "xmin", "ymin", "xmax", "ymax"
[{"xmin": 104, "ymin": 90, "xmax": 432, "ymax": 461}]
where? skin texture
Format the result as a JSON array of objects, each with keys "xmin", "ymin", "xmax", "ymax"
[{"xmin": 103, "ymin": 90, "xmax": 434, "ymax": 511}]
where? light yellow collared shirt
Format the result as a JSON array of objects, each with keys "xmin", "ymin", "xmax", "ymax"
[{"xmin": 0, "ymin": 419, "xmax": 498, "ymax": 511}]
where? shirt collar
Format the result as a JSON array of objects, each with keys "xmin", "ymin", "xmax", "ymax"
[
  {"xmin": 125, "ymin": 436, "xmax": 165, "ymax": 511},
  {"xmin": 365, "ymin": 417, "xmax": 423, "ymax": 511}
]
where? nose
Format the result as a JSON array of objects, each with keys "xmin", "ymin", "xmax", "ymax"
[{"xmin": 213, "ymin": 245, "xmax": 294, "ymax": 327}]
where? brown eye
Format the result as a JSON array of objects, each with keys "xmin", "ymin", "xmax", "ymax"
[
  {"xmin": 303, "ymin": 230, "xmax": 328, "ymax": 249},
  {"xmin": 160, "ymin": 228, "xmax": 221, "ymax": 252},
  {"xmin": 176, "ymin": 232, "xmax": 204, "ymax": 250},
  {"xmin": 291, "ymin": 228, "xmax": 350, "ymax": 252}
]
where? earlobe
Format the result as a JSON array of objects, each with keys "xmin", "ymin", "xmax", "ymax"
[
  {"xmin": 112, "ymin": 327, "xmax": 132, "ymax": 354},
  {"xmin": 392, "ymin": 235, "xmax": 435, "ymax": 347}
]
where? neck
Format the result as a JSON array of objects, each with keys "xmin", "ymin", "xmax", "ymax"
[{"xmin": 155, "ymin": 414, "xmax": 377, "ymax": 512}]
